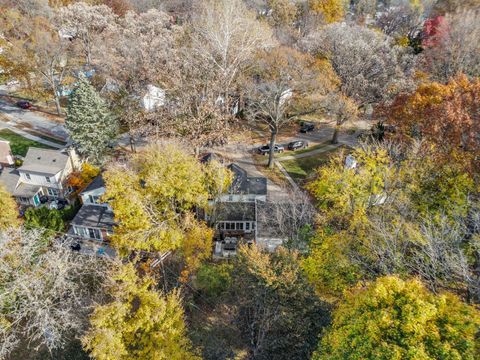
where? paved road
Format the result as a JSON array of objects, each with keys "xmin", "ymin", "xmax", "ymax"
[{"xmin": 0, "ymin": 90, "xmax": 69, "ymax": 141}]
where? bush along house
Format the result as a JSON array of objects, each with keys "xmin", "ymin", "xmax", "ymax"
[
  {"xmin": 68, "ymin": 174, "xmax": 116, "ymax": 256},
  {"xmin": 0, "ymin": 147, "xmax": 80, "ymax": 207}
]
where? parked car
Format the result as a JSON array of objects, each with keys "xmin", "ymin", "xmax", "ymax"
[
  {"xmin": 257, "ymin": 144, "xmax": 285, "ymax": 155},
  {"xmin": 16, "ymin": 100, "xmax": 32, "ymax": 109},
  {"xmin": 287, "ymin": 140, "xmax": 308, "ymax": 150},
  {"xmin": 300, "ymin": 122, "xmax": 315, "ymax": 133}
]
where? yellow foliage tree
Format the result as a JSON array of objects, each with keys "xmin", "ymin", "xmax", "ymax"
[
  {"xmin": 82, "ymin": 263, "xmax": 200, "ymax": 360},
  {"xmin": 314, "ymin": 276, "xmax": 480, "ymax": 360},
  {"xmin": 0, "ymin": 184, "xmax": 20, "ymax": 230},
  {"xmin": 103, "ymin": 143, "xmax": 232, "ymax": 277},
  {"xmin": 308, "ymin": 0, "xmax": 346, "ymax": 23}
]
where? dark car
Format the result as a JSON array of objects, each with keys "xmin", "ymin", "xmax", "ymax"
[
  {"xmin": 300, "ymin": 122, "xmax": 315, "ymax": 133},
  {"xmin": 288, "ymin": 140, "xmax": 308, "ymax": 150},
  {"xmin": 16, "ymin": 100, "xmax": 32, "ymax": 109},
  {"xmin": 257, "ymin": 144, "xmax": 285, "ymax": 155}
]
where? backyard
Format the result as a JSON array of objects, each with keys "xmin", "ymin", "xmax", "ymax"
[{"xmin": 0, "ymin": 128, "xmax": 54, "ymax": 156}]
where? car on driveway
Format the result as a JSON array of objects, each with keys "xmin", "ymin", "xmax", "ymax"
[
  {"xmin": 300, "ymin": 122, "xmax": 315, "ymax": 133},
  {"xmin": 16, "ymin": 100, "xmax": 32, "ymax": 109},
  {"xmin": 287, "ymin": 140, "xmax": 308, "ymax": 150},
  {"xmin": 257, "ymin": 144, "xmax": 285, "ymax": 155}
]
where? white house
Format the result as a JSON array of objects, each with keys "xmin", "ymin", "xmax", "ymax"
[
  {"xmin": 141, "ymin": 85, "xmax": 166, "ymax": 111},
  {"xmin": 0, "ymin": 147, "xmax": 80, "ymax": 206}
]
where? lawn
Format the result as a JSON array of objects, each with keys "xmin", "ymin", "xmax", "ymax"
[
  {"xmin": 275, "ymin": 141, "xmax": 332, "ymax": 158},
  {"xmin": 0, "ymin": 128, "xmax": 54, "ymax": 156},
  {"xmin": 280, "ymin": 147, "xmax": 342, "ymax": 183}
]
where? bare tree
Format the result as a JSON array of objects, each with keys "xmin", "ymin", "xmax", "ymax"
[
  {"xmin": 190, "ymin": 0, "xmax": 273, "ymax": 113},
  {"xmin": 303, "ymin": 22, "xmax": 414, "ymax": 107},
  {"xmin": 54, "ymin": 2, "xmax": 117, "ymax": 66},
  {"xmin": 0, "ymin": 228, "xmax": 112, "ymax": 358},
  {"xmin": 247, "ymin": 46, "xmax": 335, "ymax": 167}
]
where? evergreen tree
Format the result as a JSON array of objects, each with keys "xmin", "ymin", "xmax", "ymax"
[{"xmin": 65, "ymin": 76, "xmax": 117, "ymax": 163}]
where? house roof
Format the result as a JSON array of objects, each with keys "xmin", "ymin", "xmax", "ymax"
[
  {"xmin": 13, "ymin": 182, "xmax": 41, "ymax": 197},
  {"xmin": 0, "ymin": 167, "xmax": 20, "ymax": 193},
  {"xmin": 70, "ymin": 205, "xmax": 115, "ymax": 231},
  {"xmin": 20, "ymin": 148, "xmax": 69, "ymax": 174},
  {"xmin": 213, "ymin": 202, "xmax": 256, "ymax": 222},
  {"xmin": 0, "ymin": 140, "xmax": 13, "ymax": 164},
  {"xmin": 81, "ymin": 175, "xmax": 105, "ymax": 194},
  {"xmin": 228, "ymin": 163, "xmax": 267, "ymax": 196}
]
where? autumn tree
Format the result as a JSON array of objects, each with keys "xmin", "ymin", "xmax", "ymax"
[
  {"xmin": 54, "ymin": 2, "xmax": 117, "ymax": 65},
  {"xmin": 0, "ymin": 10, "xmax": 76, "ymax": 114},
  {"xmin": 66, "ymin": 162, "xmax": 101, "ymax": 194},
  {"xmin": 248, "ymin": 46, "xmax": 338, "ymax": 167},
  {"xmin": 232, "ymin": 245, "xmax": 329, "ymax": 360},
  {"xmin": 308, "ymin": 0, "xmax": 346, "ymax": 23},
  {"xmin": 421, "ymin": 9, "xmax": 480, "ymax": 82},
  {"xmin": 66, "ymin": 75, "xmax": 117, "ymax": 163},
  {"xmin": 314, "ymin": 276, "xmax": 480, "ymax": 360},
  {"xmin": 0, "ymin": 228, "xmax": 109, "ymax": 358},
  {"xmin": 383, "ymin": 75, "xmax": 480, "ymax": 170},
  {"xmin": 0, "ymin": 185, "xmax": 20, "ymax": 230},
  {"xmin": 303, "ymin": 142, "xmax": 477, "ymax": 300},
  {"xmin": 103, "ymin": 143, "xmax": 231, "ymax": 278},
  {"xmin": 82, "ymin": 262, "xmax": 199, "ymax": 360}
]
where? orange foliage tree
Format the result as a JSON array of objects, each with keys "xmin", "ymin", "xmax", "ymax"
[
  {"xmin": 67, "ymin": 162, "xmax": 101, "ymax": 194},
  {"xmin": 382, "ymin": 75, "xmax": 480, "ymax": 170}
]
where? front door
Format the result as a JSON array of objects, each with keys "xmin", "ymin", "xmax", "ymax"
[{"xmin": 33, "ymin": 194, "xmax": 40, "ymax": 206}]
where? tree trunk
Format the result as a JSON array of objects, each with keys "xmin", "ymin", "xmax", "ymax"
[
  {"xmin": 268, "ymin": 129, "xmax": 277, "ymax": 168},
  {"xmin": 54, "ymin": 95, "xmax": 62, "ymax": 116},
  {"xmin": 331, "ymin": 124, "xmax": 340, "ymax": 144}
]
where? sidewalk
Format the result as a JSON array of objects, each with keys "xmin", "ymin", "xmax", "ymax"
[{"xmin": 0, "ymin": 121, "xmax": 64, "ymax": 149}]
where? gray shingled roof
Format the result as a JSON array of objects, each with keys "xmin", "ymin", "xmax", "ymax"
[
  {"xmin": 71, "ymin": 205, "xmax": 115, "ymax": 231},
  {"xmin": 20, "ymin": 148, "xmax": 69, "ymax": 174},
  {"xmin": 0, "ymin": 167, "xmax": 20, "ymax": 193},
  {"xmin": 228, "ymin": 164, "xmax": 267, "ymax": 196},
  {"xmin": 81, "ymin": 175, "xmax": 105, "ymax": 194}
]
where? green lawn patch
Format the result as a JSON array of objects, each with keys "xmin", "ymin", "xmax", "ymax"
[
  {"xmin": 275, "ymin": 141, "xmax": 332, "ymax": 158},
  {"xmin": 280, "ymin": 147, "xmax": 342, "ymax": 183},
  {"xmin": 0, "ymin": 128, "xmax": 54, "ymax": 156}
]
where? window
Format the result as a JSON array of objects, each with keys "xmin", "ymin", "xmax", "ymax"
[
  {"xmin": 236, "ymin": 222, "xmax": 244, "ymax": 230},
  {"xmin": 246, "ymin": 222, "xmax": 250, "ymax": 230},
  {"xmin": 25, "ymin": 173, "xmax": 31, "ymax": 180},
  {"xmin": 74, "ymin": 226, "xmax": 102, "ymax": 240},
  {"xmin": 88, "ymin": 228, "xmax": 102, "ymax": 240},
  {"xmin": 88, "ymin": 195, "xmax": 100, "ymax": 204},
  {"xmin": 47, "ymin": 188, "xmax": 59, "ymax": 197},
  {"xmin": 45, "ymin": 176, "xmax": 51, "ymax": 183}
]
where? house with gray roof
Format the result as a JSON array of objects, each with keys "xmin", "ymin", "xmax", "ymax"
[
  {"xmin": 0, "ymin": 147, "xmax": 80, "ymax": 206},
  {"xmin": 69, "ymin": 174, "xmax": 115, "ymax": 244},
  {"xmin": 201, "ymin": 155, "xmax": 269, "ymax": 257}
]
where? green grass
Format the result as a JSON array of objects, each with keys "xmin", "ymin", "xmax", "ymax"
[
  {"xmin": 280, "ymin": 147, "xmax": 342, "ymax": 183},
  {"xmin": 275, "ymin": 141, "xmax": 332, "ymax": 158},
  {"xmin": 0, "ymin": 129, "xmax": 54, "ymax": 156}
]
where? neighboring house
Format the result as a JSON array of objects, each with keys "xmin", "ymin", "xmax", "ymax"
[
  {"xmin": 0, "ymin": 147, "xmax": 80, "ymax": 206},
  {"xmin": 141, "ymin": 84, "xmax": 166, "ymax": 111},
  {"xmin": 69, "ymin": 174, "xmax": 115, "ymax": 243},
  {"xmin": 0, "ymin": 140, "xmax": 14, "ymax": 168}
]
